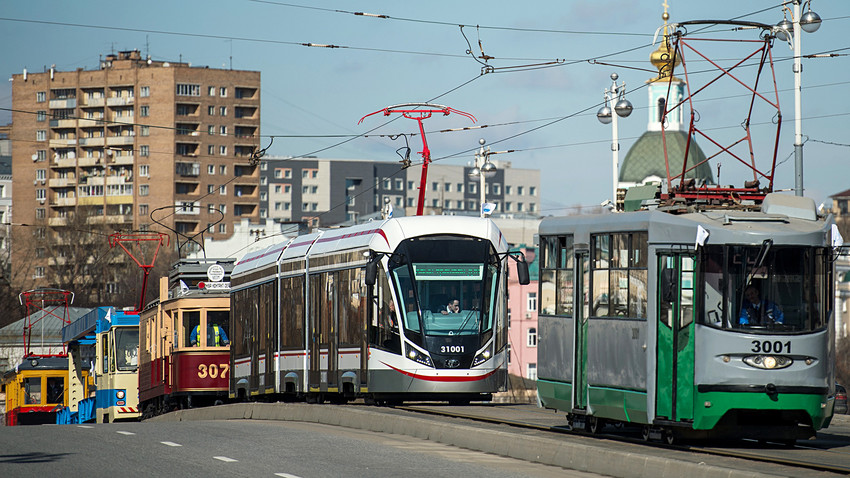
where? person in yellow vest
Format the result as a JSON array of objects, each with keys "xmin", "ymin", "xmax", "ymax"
[{"xmin": 190, "ymin": 323, "xmax": 230, "ymax": 346}]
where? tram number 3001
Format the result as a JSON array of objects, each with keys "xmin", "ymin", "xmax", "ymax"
[
  {"xmin": 751, "ymin": 340, "xmax": 791, "ymax": 354},
  {"xmin": 197, "ymin": 363, "xmax": 230, "ymax": 379},
  {"xmin": 441, "ymin": 345, "xmax": 465, "ymax": 354}
]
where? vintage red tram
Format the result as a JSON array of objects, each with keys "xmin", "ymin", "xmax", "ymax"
[{"xmin": 138, "ymin": 260, "xmax": 232, "ymax": 417}]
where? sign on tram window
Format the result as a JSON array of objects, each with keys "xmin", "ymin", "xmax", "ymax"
[{"xmin": 412, "ymin": 263, "xmax": 483, "ymax": 281}]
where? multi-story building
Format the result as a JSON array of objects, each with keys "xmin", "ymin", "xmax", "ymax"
[
  {"xmin": 10, "ymin": 50, "xmax": 261, "ymax": 296},
  {"xmin": 261, "ymin": 157, "xmax": 540, "ymax": 227},
  {"xmin": 0, "ymin": 126, "xmax": 12, "ymax": 275}
]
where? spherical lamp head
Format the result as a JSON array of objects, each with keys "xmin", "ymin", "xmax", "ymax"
[
  {"xmin": 615, "ymin": 98, "xmax": 633, "ymax": 118},
  {"xmin": 479, "ymin": 138, "xmax": 486, "ymax": 146},
  {"xmin": 800, "ymin": 10, "xmax": 822, "ymax": 33},
  {"xmin": 597, "ymin": 105, "xmax": 612, "ymax": 124},
  {"xmin": 481, "ymin": 161, "xmax": 497, "ymax": 179},
  {"xmin": 468, "ymin": 166, "xmax": 481, "ymax": 179},
  {"xmin": 775, "ymin": 18, "xmax": 792, "ymax": 42}
]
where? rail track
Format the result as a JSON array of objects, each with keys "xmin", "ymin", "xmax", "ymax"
[{"xmin": 397, "ymin": 403, "xmax": 850, "ymax": 476}]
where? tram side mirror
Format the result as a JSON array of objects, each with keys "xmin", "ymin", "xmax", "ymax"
[
  {"xmin": 516, "ymin": 260, "xmax": 530, "ymax": 285},
  {"xmin": 365, "ymin": 258, "xmax": 378, "ymax": 286}
]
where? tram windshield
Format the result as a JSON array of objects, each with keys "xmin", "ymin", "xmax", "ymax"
[
  {"xmin": 115, "ymin": 327, "xmax": 139, "ymax": 371},
  {"xmin": 700, "ymin": 245, "xmax": 831, "ymax": 333},
  {"xmin": 389, "ymin": 237, "xmax": 499, "ymax": 338}
]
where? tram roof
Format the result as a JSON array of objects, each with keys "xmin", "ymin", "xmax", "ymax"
[
  {"xmin": 232, "ymin": 216, "xmax": 509, "ymax": 278},
  {"xmin": 62, "ymin": 306, "xmax": 139, "ymax": 344},
  {"xmin": 540, "ymin": 200, "xmax": 830, "ymax": 247}
]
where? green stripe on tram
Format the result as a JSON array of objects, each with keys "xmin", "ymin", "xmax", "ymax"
[
  {"xmin": 587, "ymin": 386, "xmax": 648, "ymax": 423},
  {"xmin": 692, "ymin": 390, "xmax": 830, "ymax": 430},
  {"xmin": 537, "ymin": 379, "xmax": 572, "ymax": 411}
]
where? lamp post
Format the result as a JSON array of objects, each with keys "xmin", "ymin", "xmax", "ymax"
[
  {"xmin": 596, "ymin": 73, "xmax": 633, "ymax": 207},
  {"xmin": 776, "ymin": 1, "xmax": 821, "ymax": 197},
  {"xmin": 468, "ymin": 139, "xmax": 497, "ymax": 217}
]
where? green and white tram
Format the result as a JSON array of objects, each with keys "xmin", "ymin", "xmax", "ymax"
[{"xmin": 537, "ymin": 193, "xmax": 838, "ymax": 443}]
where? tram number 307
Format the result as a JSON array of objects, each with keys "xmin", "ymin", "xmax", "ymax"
[
  {"xmin": 751, "ymin": 340, "xmax": 791, "ymax": 354},
  {"xmin": 197, "ymin": 363, "xmax": 230, "ymax": 379}
]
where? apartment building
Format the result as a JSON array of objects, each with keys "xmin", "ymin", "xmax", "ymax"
[
  {"xmin": 261, "ymin": 157, "xmax": 541, "ymax": 227},
  {"xmin": 10, "ymin": 50, "xmax": 260, "ymax": 293}
]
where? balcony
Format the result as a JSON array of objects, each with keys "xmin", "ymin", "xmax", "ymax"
[
  {"xmin": 49, "ymin": 138, "xmax": 77, "ymax": 147},
  {"xmin": 84, "ymin": 98, "xmax": 105, "ymax": 107},
  {"xmin": 78, "ymin": 119, "xmax": 103, "ymax": 127},
  {"xmin": 77, "ymin": 157, "xmax": 102, "ymax": 167},
  {"xmin": 48, "ymin": 217, "xmax": 68, "ymax": 227},
  {"xmin": 78, "ymin": 137, "xmax": 104, "ymax": 147},
  {"xmin": 52, "ymin": 197, "xmax": 77, "ymax": 207},
  {"xmin": 53, "ymin": 158, "xmax": 77, "ymax": 168},
  {"xmin": 86, "ymin": 215, "xmax": 130, "ymax": 225},
  {"xmin": 48, "ymin": 178, "xmax": 76, "ymax": 188},
  {"xmin": 107, "ymin": 97, "xmax": 134, "ymax": 106},
  {"xmin": 49, "ymin": 98, "xmax": 76, "ymax": 109},
  {"xmin": 107, "ymin": 136, "xmax": 135, "ymax": 146},
  {"xmin": 112, "ymin": 155, "xmax": 134, "ymax": 165},
  {"xmin": 49, "ymin": 119, "xmax": 77, "ymax": 128}
]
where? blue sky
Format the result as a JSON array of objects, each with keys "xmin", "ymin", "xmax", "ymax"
[{"xmin": 2, "ymin": 1, "xmax": 848, "ymax": 213}]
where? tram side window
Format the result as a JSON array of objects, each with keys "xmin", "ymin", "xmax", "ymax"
[
  {"xmin": 208, "ymin": 310, "xmax": 230, "ymax": 347},
  {"xmin": 539, "ymin": 235, "xmax": 574, "ymax": 316},
  {"xmin": 24, "ymin": 377, "xmax": 41, "ymax": 405},
  {"xmin": 230, "ymin": 288, "xmax": 249, "ymax": 357},
  {"xmin": 102, "ymin": 335, "xmax": 109, "ymax": 373},
  {"xmin": 185, "ymin": 311, "xmax": 201, "ymax": 347},
  {"xmin": 280, "ymin": 276, "xmax": 305, "ymax": 349},
  {"xmin": 339, "ymin": 268, "xmax": 365, "ymax": 346},
  {"xmin": 590, "ymin": 232, "xmax": 648, "ymax": 320}
]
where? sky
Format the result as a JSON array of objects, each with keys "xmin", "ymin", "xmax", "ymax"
[{"xmin": 1, "ymin": 0, "xmax": 849, "ymax": 215}]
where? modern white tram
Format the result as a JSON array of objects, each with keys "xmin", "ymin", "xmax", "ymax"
[{"xmin": 229, "ymin": 216, "xmax": 528, "ymax": 404}]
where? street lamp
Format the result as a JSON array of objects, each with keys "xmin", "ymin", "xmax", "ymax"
[
  {"xmin": 775, "ymin": 0, "xmax": 821, "ymax": 197},
  {"xmin": 597, "ymin": 73, "xmax": 633, "ymax": 207},
  {"xmin": 468, "ymin": 139, "xmax": 497, "ymax": 217}
]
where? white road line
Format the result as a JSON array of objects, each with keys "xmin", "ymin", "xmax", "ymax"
[
  {"xmin": 213, "ymin": 456, "xmax": 237, "ymax": 463},
  {"xmin": 161, "ymin": 441, "xmax": 182, "ymax": 447},
  {"xmin": 275, "ymin": 474, "xmax": 303, "ymax": 478},
  {"xmin": 77, "ymin": 425, "xmax": 94, "ymax": 429},
  {"xmin": 116, "ymin": 431, "xmax": 135, "ymax": 435}
]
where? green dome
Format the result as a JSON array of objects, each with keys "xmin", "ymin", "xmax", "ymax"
[{"xmin": 621, "ymin": 130, "xmax": 714, "ymax": 185}]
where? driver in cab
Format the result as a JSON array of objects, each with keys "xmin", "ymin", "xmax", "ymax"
[{"xmin": 738, "ymin": 285, "xmax": 784, "ymax": 326}]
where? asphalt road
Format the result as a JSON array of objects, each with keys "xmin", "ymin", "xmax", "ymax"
[{"xmin": 0, "ymin": 420, "xmax": 605, "ymax": 478}]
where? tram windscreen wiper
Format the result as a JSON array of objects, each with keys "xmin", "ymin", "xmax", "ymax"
[
  {"xmin": 454, "ymin": 310, "xmax": 479, "ymax": 334},
  {"xmin": 744, "ymin": 239, "xmax": 772, "ymax": 288}
]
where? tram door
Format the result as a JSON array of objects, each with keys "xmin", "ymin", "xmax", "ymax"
[
  {"xmin": 656, "ymin": 253, "xmax": 695, "ymax": 422},
  {"xmin": 573, "ymin": 250, "xmax": 590, "ymax": 411}
]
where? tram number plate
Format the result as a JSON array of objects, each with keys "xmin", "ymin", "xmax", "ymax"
[
  {"xmin": 441, "ymin": 345, "xmax": 465, "ymax": 354},
  {"xmin": 198, "ymin": 363, "xmax": 230, "ymax": 379},
  {"xmin": 751, "ymin": 340, "xmax": 791, "ymax": 354}
]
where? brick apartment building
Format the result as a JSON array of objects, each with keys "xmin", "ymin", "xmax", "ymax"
[{"xmin": 10, "ymin": 50, "xmax": 261, "ymax": 297}]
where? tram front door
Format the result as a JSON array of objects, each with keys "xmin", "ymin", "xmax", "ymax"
[{"xmin": 656, "ymin": 253, "xmax": 695, "ymax": 423}]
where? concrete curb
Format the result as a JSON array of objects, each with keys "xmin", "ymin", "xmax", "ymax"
[{"xmin": 150, "ymin": 403, "xmax": 784, "ymax": 478}]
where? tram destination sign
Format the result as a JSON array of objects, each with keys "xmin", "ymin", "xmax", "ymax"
[{"xmin": 413, "ymin": 263, "xmax": 482, "ymax": 281}]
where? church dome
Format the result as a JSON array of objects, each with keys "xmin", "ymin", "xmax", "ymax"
[{"xmin": 620, "ymin": 130, "xmax": 714, "ymax": 185}]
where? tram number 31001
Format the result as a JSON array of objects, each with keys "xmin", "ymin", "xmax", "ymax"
[
  {"xmin": 197, "ymin": 363, "xmax": 230, "ymax": 379},
  {"xmin": 751, "ymin": 340, "xmax": 791, "ymax": 354}
]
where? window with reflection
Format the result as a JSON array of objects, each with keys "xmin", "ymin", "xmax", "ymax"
[
  {"xmin": 538, "ymin": 235, "xmax": 574, "ymax": 317},
  {"xmin": 590, "ymin": 232, "xmax": 648, "ymax": 320}
]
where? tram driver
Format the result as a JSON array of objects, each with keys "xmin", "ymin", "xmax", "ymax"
[
  {"xmin": 738, "ymin": 285, "xmax": 784, "ymax": 326},
  {"xmin": 442, "ymin": 298, "xmax": 461, "ymax": 315},
  {"xmin": 190, "ymin": 322, "xmax": 230, "ymax": 347}
]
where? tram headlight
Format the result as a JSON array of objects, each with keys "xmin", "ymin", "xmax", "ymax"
[
  {"xmin": 404, "ymin": 344, "xmax": 433, "ymax": 368},
  {"xmin": 472, "ymin": 346, "xmax": 493, "ymax": 367},
  {"xmin": 743, "ymin": 355, "xmax": 792, "ymax": 370},
  {"xmin": 116, "ymin": 390, "xmax": 125, "ymax": 400}
]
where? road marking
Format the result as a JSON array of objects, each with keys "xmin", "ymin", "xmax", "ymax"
[
  {"xmin": 213, "ymin": 456, "xmax": 237, "ymax": 463},
  {"xmin": 77, "ymin": 425, "xmax": 94, "ymax": 429},
  {"xmin": 275, "ymin": 474, "xmax": 303, "ymax": 478},
  {"xmin": 161, "ymin": 441, "xmax": 182, "ymax": 447},
  {"xmin": 116, "ymin": 431, "xmax": 135, "ymax": 435}
]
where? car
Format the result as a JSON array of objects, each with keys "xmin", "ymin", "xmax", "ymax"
[{"xmin": 835, "ymin": 384, "xmax": 848, "ymax": 415}]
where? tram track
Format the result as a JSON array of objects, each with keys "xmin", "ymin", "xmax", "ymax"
[{"xmin": 397, "ymin": 404, "xmax": 850, "ymax": 476}]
